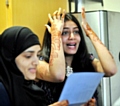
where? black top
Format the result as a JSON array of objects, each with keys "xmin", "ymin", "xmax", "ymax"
[
  {"xmin": 0, "ymin": 82, "xmax": 10, "ymax": 106},
  {"xmin": 0, "ymin": 26, "xmax": 46, "ymax": 106}
]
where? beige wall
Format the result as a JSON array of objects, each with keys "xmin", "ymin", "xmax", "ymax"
[
  {"xmin": 0, "ymin": 0, "xmax": 68, "ymax": 44},
  {"xmin": 12, "ymin": 0, "xmax": 68, "ymax": 43}
]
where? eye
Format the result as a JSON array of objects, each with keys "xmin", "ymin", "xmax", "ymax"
[
  {"xmin": 25, "ymin": 55, "xmax": 32, "ymax": 59},
  {"xmin": 37, "ymin": 52, "xmax": 41, "ymax": 59},
  {"xmin": 73, "ymin": 30, "xmax": 79, "ymax": 35},
  {"xmin": 62, "ymin": 31, "xmax": 69, "ymax": 36},
  {"xmin": 37, "ymin": 54, "xmax": 41, "ymax": 59}
]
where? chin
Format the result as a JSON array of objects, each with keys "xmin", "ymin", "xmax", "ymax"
[
  {"xmin": 29, "ymin": 78, "xmax": 35, "ymax": 80},
  {"xmin": 29, "ymin": 75, "xmax": 36, "ymax": 80},
  {"xmin": 65, "ymin": 52, "xmax": 76, "ymax": 56}
]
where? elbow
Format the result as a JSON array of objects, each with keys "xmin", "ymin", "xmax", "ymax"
[
  {"xmin": 111, "ymin": 68, "xmax": 117, "ymax": 76},
  {"xmin": 52, "ymin": 71, "xmax": 66, "ymax": 82},
  {"xmin": 50, "ymin": 67, "xmax": 66, "ymax": 82},
  {"xmin": 54, "ymin": 74, "xmax": 65, "ymax": 82},
  {"xmin": 110, "ymin": 67, "xmax": 117, "ymax": 76},
  {"xmin": 104, "ymin": 67, "xmax": 117, "ymax": 77}
]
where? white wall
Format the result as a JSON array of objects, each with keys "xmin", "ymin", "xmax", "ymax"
[
  {"xmin": 104, "ymin": 0, "xmax": 120, "ymax": 12},
  {"xmin": 69, "ymin": 0, "xmax": 120, "ymax": 12}
]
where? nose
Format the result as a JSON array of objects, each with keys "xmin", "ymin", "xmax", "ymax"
[
  {"xmin": 69, "ymin": 32, "xmax": 75, "ymax": 40},
  {"xmin": 32, "ymin": 56, "xmax": 39, "ymax": 66}
]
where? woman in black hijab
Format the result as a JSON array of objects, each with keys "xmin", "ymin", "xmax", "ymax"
[{"xmin": 0, "ymin": 26, "xmax": 68, "ymax": 106}]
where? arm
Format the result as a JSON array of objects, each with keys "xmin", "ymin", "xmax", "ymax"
[
  {"xmin": 36, "ymin": 8, "xmax": 66, "ymax": 82},
  {"xmin": 81, "ymin": 7, "xmax": 117, "ymax": 77}
]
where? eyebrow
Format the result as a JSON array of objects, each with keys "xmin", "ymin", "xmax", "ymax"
[
  {"xmin": 24, "ymin": 51, "xmax": 34, "ymax": 53},
  {"xmin": 63, "ymin": 27, "xmax": 79, "ymax": 30},
  {"xmin": 24, "ymin": 50, "xmax": 41, "ymax": 53}
]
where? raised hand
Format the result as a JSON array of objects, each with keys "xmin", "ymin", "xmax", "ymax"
[
  {"xmin": 81, "ymin": 7, "xmax": 95, "ymax": 37},
  {"xmin": 45, "ymin": 8, "xmax": 66, "ymax": 35}
]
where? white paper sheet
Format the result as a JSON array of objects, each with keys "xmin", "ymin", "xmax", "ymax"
[{"xmin": 59, "ymin": 72, "xmax": 104, "ymax": 106}]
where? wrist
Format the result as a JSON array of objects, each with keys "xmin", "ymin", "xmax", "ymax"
[{"xmin": 51, "ymin": 30, "xmax": 61, "ymax": 36}]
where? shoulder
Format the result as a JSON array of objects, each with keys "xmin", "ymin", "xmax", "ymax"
[{"xmin": 0, "ymin": 82, "xmax": 11, "ymax": 106}]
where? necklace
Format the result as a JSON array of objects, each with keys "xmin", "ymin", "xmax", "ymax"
[{"xmin": 66, "ymin": 66, "xmax": 73, "ymax": 77}]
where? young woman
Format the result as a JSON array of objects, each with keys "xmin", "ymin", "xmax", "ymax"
[
  {"xmin": 36, "ymin": 7, "xmax": 117, "ymax": 106},
  {"xmin": 0, "ymin": 26, "xmax": 68, "ymax": 106}
]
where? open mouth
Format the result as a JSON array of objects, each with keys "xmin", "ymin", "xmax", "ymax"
[
  {"xmin": 67, "ymin": 43, "xmax": 76, "ymax": 46},
  {"xmin": 67, "ymin": 43, "xmax": 76, "ymax": 49}
]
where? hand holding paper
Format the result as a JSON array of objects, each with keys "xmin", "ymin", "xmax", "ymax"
[{"xmin": 59, "ymin": 72, "xmax": 104, "ymax": 106}]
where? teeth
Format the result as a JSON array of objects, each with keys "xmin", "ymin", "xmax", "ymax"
[{"xmin": 67, "ymin": 44, "xmax": 76, "ymax": 46}]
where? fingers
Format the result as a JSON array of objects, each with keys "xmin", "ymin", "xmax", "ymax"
[
  {"xmin": 81, "ymin": 7, "xmax": 85, "ymax": 19},
  {"xmin": 49, "ymin": 100, "xmax": 69, "ymax": 106},
  {"xmin": 91, "ymin": 98, "xmax": 96, "ymax": 103},
  {"xmin": 53, "ymin": 8, "xmax": 64, "ymax": 19},
  {"xmin": 57, "ymin": 100, "xmax": 69, "ymax": 106},
  {"xmin": 49, "ymin": 8, "xmax": 62, "ymax": 23},
  {"xmin": 81, "ymin": 7, "xmax": 86, "ymax": 25},
  {"xmin": 61, "ymin": 9, "xmax": 66, "ymax": 22},
  {"xmin": 57, "ymin": 8, "xmax": 61, "ymax": 19},
  {"xmin": 48, "ymin": 13, "xmax": 53, "ymax": 23},
  {"xmin": 53, "ymin": 10, "xmax": 58, "ymax": 20},
  {"xmin": 48, "ymin": 8, "xmax": 60, "ymax": 23},
  {"xmin": 87, "ymin": 98, "xmax": 96, "ymax": 106},
  {"xmin": 46, "ymin": 7, "xmax": 66, "ymax": 34},
  {"xmin": 52, "ymin": 7, "xmax": 65, "ymax": 21},
  {"xmin": 81, "ymin": 7, "xmax": 91, "ymax": 36}
]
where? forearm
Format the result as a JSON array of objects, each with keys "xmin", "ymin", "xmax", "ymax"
[
  {"xmin": 39, "ymin": 8, "xmax": 66, "ymax": 82},
  {"xmin": 81, "ymin": 7, "xmax": 117, "ymax": 76},
  {"xmin": 36, "ymin": 33, "xmax": 65, "ymax": 82},
  {"xmin": 49, "ymin": 30, "xmax": 65, "ymax": 82},
  {"xmin": 89, "ymin": 32, "xmax": 117, "ymax": 76}
]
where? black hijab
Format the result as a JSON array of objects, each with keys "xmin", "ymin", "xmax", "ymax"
[{"xmin": 0, "ymin": 26, "xmax": 46, "ymax": 106}]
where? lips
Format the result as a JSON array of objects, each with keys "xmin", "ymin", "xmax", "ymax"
[
  {"xmin": 66, "ymin": 43, "xmax": 76, "ymax": 49},
  {"xmin": 29, "ymin": 68, "xmax": 36, "ymax": 73}
]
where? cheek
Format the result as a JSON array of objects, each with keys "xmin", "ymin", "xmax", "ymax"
[
  {"xmin": 15, "ymin": 59, "xmax": 26, "ymax": 74},
  {"xmin": 77, "ymin": 35, "xmax": 81, "ymax": 43},
  {"xmin": 61, "ymin": 36, "xmax": 67, "ymax": 45},
  {"xmin": 17, "ymin": 61, "xmax": 24, "ymax": 71}
]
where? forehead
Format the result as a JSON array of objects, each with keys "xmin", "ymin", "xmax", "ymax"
[
  {"xmin": 64, "ymin": 20, "xmax": 78, "ymax": 28},
  {"xmin": 24, "ymin": 45, "xmax": 41, "ymax": 52}
]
